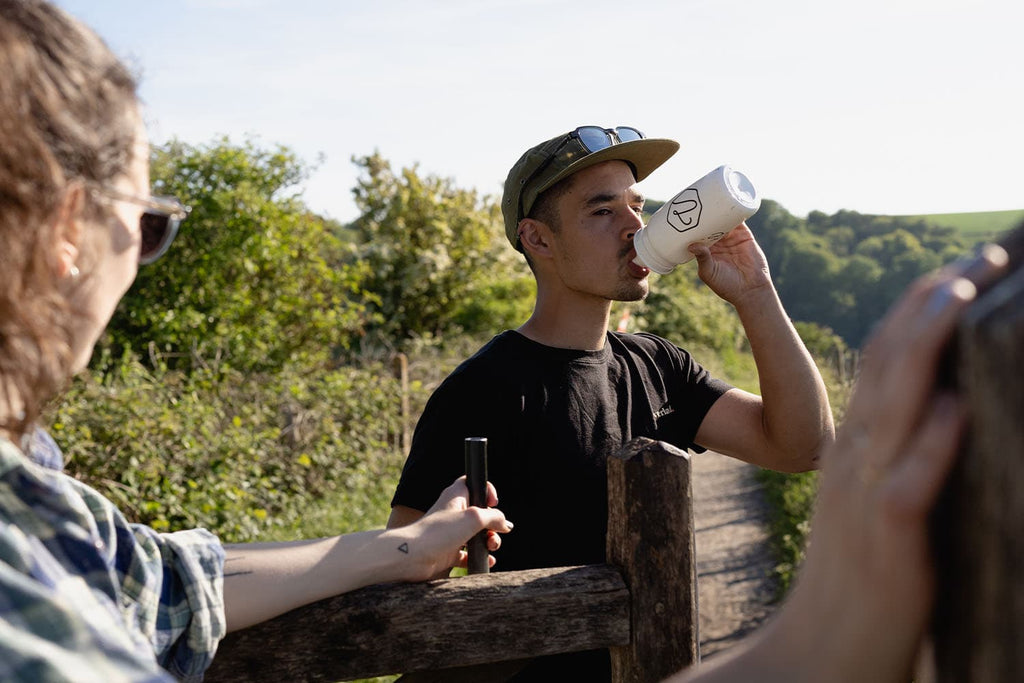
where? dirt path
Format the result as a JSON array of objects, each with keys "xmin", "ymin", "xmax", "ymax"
[{"xmin": 692, "ymin": 450, "xmax": 779, "ymax": 659}]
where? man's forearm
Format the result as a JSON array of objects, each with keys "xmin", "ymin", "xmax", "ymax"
[{"xmin": 733, "ymin": 285, "xmax": 835, "ymax": 467}]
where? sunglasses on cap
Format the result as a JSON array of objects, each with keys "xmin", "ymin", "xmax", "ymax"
[
  {"xmin": 518, "ymin": 126, "xmax": 645, "ymax": 225},
  {"xmin": 99, "ymin": 189, "xmax": 190, "ymax": 265},
  {"xmin": 572, "ymin": 125, "xmax": 644, "ymax": 151}
]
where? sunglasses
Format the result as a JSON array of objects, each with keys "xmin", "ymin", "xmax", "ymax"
[
  {"xmin": 518, "ymin": 126, "xmax": 645, "ymax": 226},
  {"xmin": 572, "ymin": 125, "xmax": 644, "ymax": 151},
  {"xmin": 99, "ymin": 189, "xmax": 190, "ymax": 265}
]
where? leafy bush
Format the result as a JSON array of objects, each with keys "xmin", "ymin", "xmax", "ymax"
[
  {"xmin": 756, "ymin": 468, "xmax": 818, "ymax": 596},
  {"xmin": 755, "ymin": 323, "xmax": 855, "ymax": 596},
  {"xmin": 348, "ymin": 152, "xmax": 533, "ymax": 348},
  {"xmin": 629, "ymin": 269, "xmax": 747, "ymax": 357},
  {"xmin": 100, "ymin": 138, "xmax": 377, "ymax": 375},
  {"xmin": 52, "ymin": 358, "xmax": 404, "ymax": 543}
]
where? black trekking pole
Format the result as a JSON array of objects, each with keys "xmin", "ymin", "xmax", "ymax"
[{"xmin": 464, "ymin": 437, "xmax": 489, "ymax": 574}]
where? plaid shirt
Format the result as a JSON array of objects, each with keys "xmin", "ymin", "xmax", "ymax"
[{"xmin": 0, "ymin": 434, "xmax": 226, "ymax": 682}]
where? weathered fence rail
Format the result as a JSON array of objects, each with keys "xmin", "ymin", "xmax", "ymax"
[
  {"xmin": 932, "ymin": 224, "xmax": 1024, "ymax": 683},
  {"xmin": 207, "ymin": 438, "xmax": 698, "ymax": 683},
  {"xmin": 207, "ymin": 564, "xmax": 629, "ymax": 681}
]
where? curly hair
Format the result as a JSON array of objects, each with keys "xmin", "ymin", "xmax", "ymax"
[{"xmin": 0, "ymin": 0, "xmax": 139, "ymax": 440}]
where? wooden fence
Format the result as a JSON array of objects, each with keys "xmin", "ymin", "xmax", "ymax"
[
  {"xmin": 206, "ymin": 438, "xmax": 699, "ymax": 683},
  {"xmin": 931, "ymin": 224, "xmax": 1024, "ymax": 682}
]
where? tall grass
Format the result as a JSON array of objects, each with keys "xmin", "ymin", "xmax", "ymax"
[{"xmin": 755, "ymin": 345, "xmax": 854, "ymax": 596}]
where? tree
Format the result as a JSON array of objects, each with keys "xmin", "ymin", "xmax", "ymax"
[
  {"xmin": 631, "ymin": 270, "xmax": 746, "ymax": 355},
  {"xmin": 743, "ymin": 202, "xmax": 970, "ymax": 348},
  {"xmin": 349, "ymin": 152, "xmax": 532, "ymax": 348},
  {"xmin": 772, "ymin": 231, "xmax": 844, "ymax": 327},
  {"xmin": 100, "ymin": 138, "xmax": 375, "ymax": 373},
  {"xmin": 831, "ymin": 254, "xmax": 885, "ymax": 344},
  {"xmin": 746, "ymin": 199, "xmax": 804, "ymax": 268}
]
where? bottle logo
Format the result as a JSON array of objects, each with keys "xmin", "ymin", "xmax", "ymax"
[{"xmin": 667, "ymin": 188, "xmax": 702, "ymax": 233}]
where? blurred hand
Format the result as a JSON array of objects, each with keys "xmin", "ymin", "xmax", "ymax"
[{"xmin": 777, "ymin": 244, "xmax": 1009, "ymax": 682}]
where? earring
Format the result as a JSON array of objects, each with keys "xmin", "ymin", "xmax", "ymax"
[{"xmin": 69, "ymin": 265, "xmax": 80, "ymax": 279}]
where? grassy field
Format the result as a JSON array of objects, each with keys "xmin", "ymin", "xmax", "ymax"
[{"xmin": 900, "ymin": 208, "xmax": 1024, "ymax": 244}]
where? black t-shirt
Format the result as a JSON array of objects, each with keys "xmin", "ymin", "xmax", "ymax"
[
  {"xmin": 392, "ymin": 331, "xmax": 731, "ymax": 679},
  {"xmin": 393, "ymin": 329, "xmax": 730, "ymax": 568}
]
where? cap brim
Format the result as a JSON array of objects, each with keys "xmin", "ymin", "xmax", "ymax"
[{"xmin": 534, "ymin": 137, "xmax": 680, "ymax": 197}]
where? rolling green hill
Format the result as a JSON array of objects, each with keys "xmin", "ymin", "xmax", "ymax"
[
  {"xmin": 645, "ymin": 199, "xmax": 1022, "ymax": 246},
  {"xmin": 893, "ymin": 209, "xmax": 1024, "ymax": 244}
]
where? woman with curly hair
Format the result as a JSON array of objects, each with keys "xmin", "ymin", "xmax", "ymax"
[{"xmin": 0, "ymin": 2, "xmax": 510, "ymax": 680}]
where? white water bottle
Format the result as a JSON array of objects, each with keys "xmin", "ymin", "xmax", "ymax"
[{"xmin": 633, "ymin": 165, "xmax": 760, "ymax": 274}]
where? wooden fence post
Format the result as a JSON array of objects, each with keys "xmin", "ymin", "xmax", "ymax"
[
  {"xmin": 607, "ymin": 437, "xmax": 699, "ymax": 682},
  {"xmin": 931, "ymin": 228, "xmax": 1024, "ymax": 682},
  {"xmin": 392, "ymin": 352, "xmax": 410, "ymax": 453}
]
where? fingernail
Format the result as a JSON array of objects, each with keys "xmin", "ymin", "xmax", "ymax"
[
  {"xmin": 505, "ymin": 520, "xmax": 514, "ymax": 531},
  {"xmin": 980, "ymin": 243, "xmax": 1009, "ymax": 266},
  {"xmin": 961, "ymin": 244, "xmax": 1009, "ymax": 286},
  {"xmin": 926, "ymin": 278, "xmax": 976, "ymax": 317}
]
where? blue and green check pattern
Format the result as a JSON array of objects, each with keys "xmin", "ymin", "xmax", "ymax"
[{"xmin": 0, "ymin": 435, "xmax": 225, "ymax": 682}]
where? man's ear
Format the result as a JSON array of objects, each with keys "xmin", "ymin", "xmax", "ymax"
[
  {"xmin": 52, "ymin": 184, "xmax": 85, "ymax": 278},
  {"xmin": 518, "ymin": 218, "xmax": 553, "ymax": 259}
]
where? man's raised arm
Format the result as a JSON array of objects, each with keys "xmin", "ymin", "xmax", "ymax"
[{"xmin": 690, "ymin": 223, "xmax": 835, "ymax": 472}]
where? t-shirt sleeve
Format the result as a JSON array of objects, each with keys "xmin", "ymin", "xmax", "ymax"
[
  {"xmin": 683, "ymin": 377, "xmax": 732, "ymax": 453},
  {"xmin": 636, "ymin": 333, "xmax": 733, "ymax": 452}
]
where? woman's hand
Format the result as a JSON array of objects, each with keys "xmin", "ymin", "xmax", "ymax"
[
  {"xmin": 775, "ymin": 244, "xmax": 1009, "ymax": 682},
  {"xmin": 667, "ymin": 244, "xmax": 1010, "ymax": 683},
  {"xmin": 392, "ymin": 476, "xmax": 513, "ymax": 582},
  {"xmin": 222, "ymin": 476, "xmax": 513, "ymax": 632}
]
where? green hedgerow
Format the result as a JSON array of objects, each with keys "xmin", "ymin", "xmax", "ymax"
[{"xmin": 51, "ymin": 356, "xmax": 404, "ymax": 543}]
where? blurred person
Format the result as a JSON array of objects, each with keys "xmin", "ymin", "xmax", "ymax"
[
  {"xmin": 668, "ymin": 243, "xmax": 1010, "ymax": 682},
  {"xmin": 0, "ymin": 1, "xmax": 511, "ymax": 681}
]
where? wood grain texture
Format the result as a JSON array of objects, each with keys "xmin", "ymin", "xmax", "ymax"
[
  {"xmin": 607, "ymin": 437, "xmax": 699, "ymax": 682},
  {"xmin": 206, "ymin": 564, "xmax": 629, "ymax": 682}
]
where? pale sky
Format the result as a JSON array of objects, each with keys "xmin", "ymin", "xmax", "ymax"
[{"xmin": 56, "ymin": 0, "xmax": 1023, "ymax": 222}]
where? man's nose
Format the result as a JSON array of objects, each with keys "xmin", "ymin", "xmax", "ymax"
[{"xmin": 623, "ymin": 209, "xmax": 644, "ymax": 241}]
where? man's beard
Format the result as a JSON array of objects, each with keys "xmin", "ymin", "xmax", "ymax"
[{"xmin": 612, "ymin": 280, "xmax": 650, "ymax": 303}]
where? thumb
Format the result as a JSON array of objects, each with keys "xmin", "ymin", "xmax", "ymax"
[
  {"xmin": 689, "ymin": 241, "xmax": 711, "ymax": 262},
  {"xmin": 478, "ymin": 507, "xmax": 513, "ymax": 534},
  {"xmin": 690, "ymin": 242, "xmax": 715, "ymax": 278},
  {"xmin": 461, "ymin": 505, "xmax": 513, "ymax": 535}
]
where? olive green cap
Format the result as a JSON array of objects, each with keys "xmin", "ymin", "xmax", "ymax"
[{"xmin": 501, "ymin": 129, "xmax": 680, "ymax": 250}]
